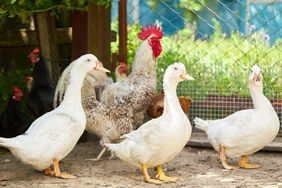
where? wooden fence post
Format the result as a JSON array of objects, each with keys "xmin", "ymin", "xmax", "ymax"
[
  {"xmin": 35, "ymin": 11, "xmax": 60, "ymax": 84},
  {"xmin": 88, "ymin": 2, "xmax": 112, "ymax": 71}
]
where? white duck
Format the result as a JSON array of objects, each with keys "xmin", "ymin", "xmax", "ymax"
[
  {"xmin": 0, "ymin": 54, "xmax": 109, "ymax": 179},
  {"xmin": 106, "ymin": 62, "xmax": 194, "ymax": 184},
  {"xmin": 194, "ymin": 64, "xmax": 280, "ymax": 169}
]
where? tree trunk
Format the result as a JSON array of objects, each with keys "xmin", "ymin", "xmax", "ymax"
[{"xmin": 35, "ymin": 11, "xmax": 61, "ymax": 84}]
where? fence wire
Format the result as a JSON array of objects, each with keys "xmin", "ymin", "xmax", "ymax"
[{"xmin": 124, "ymin": 0, "xmax": 282, "ymax": 134}]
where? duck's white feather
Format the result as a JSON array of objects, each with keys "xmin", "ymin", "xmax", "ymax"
[
  {"xmin": 106, "ymin": 62, "xmax": 193, "ymax": 168},
  {"xmin": 194, "ymin": 65, "xmax": 280, "ymax": 158},
  {"xmin": 0, "ymin": 54, "xmax": 99, "ymax": 171}
]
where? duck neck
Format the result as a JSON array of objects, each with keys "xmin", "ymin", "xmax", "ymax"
[
  {"xmin": 249, "ymin": 82, "xmax": 270, "ymax": 111},
  {"xmin": 163, "ymin": 76, "xmax": 181, "ymax": 115},
  {"xmin": 61, "ymin": 67, "xmax": 86, "ymax": 106}
]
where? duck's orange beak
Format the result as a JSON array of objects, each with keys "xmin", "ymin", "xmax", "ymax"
[
  {"xmin": 94, "ymin": 61, "xmax": 110, "ymax": 73},
  {"xmin": 253, "ymin": 72, "xmax": 262, "ymax": 86},
  {"xmin": 180, "ymin": 70, "xmax": 194, "ymax": 81}
]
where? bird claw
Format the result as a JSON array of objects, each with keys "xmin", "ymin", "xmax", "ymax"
[
  {"xmin": 145, "ymin": 178, "xmax": 162, "ymax": 184},
  {"xmin": 86, "ymin": 158, "xmax": 101, "ymax": 162},
  {"xmin": 222, "ymin": 163, "xmax": 238, "ymax": 170},
  {"xmin": 239, "ymin": 162, "xmax": 261, "ymax": 169},
  {"xmin": 156, "ymin": 173, "xmax": 178, "ymax": 182},
  {"xmin": 56, "ymin": 172, "xmax": 77, "ymax": 179}
]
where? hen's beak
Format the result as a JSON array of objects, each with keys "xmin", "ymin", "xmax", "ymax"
[
  {"xmin": 94, "ymin": 61, "xmax": 110, "ymax": 73},
  {"xmin": 180, "ymin": 70, "xmax": 194, "ymax": 81}
]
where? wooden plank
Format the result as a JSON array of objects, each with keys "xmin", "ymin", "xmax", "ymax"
[
  {"xmin": 88, "ymin": 2, "xmax": 112, "ymax": 71},
  {"xmin": 0, "ymin": 28, "xmax": 72, "ymax": 47},
  {"xmin": 192, "ymin": 95, "xmax": 282, "ymax": 113},
  {"xmin": 188, "ymin": 132, "xmax": 282, "ymax": 152},
  {"xmin": 71, "ymin": 10, "xmax": 89, "ymax": 142},
  {"xmin": 71, "ymin": 10, "xmax": 88, "ymax": 61},
  {"xmin": 35, "ymin": 12, "xmax": 60, "ymax": 83},
  {"xmin": 118, "ymin": 0, "xmax": 128, "ymax": 64}
]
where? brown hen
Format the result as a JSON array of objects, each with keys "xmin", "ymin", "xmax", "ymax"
[{"xmin": 147, "ymin": 90, "xmax": 192, "ymax": 120}]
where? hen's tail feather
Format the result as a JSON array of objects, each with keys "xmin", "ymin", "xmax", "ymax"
[
  {"xmin": 105, "ymin": 143, "xmax": 116, "ymax": 152},
  {"xmin": 53, "ymin": 62, "xmax": 73, "ymax": 108},
  {"xmin": 194, "ymin": 117, "xmax": 209, "ymax": 132},
  {"xmin": 53, "ymin": 61, "xmax": 109, "ymax": 108}
]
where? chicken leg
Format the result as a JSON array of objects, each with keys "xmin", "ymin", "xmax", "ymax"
[
  {"xmin": 141, "ymin": 164, "xmax": 162, "ymax": 184},
  {"xmin": 87, "ymin": 147, "xmax": 107, "ymax": 162},
  {"xmin": 239, "ymin": 155, "xmax": 261, "ymax": 169},
  {"xmin": 219, "ymin": 145, "xmax": 238, "ymax": 170},
  {"xmin": 53, "ymin": 159, "xmax": 76, "ymax": 179},
  {"xmin": 156, "ymin": 165, "xmax": 178, "ymax": 182}
]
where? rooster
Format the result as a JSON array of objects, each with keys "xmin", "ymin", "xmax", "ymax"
[
  {"xmin": 0, "ymin": 87, "xmax": 29, "ymax": 138},
  {"xmin": 27, "ymin": 48, "xmax": 55, "ymax": 118},
  {"xmin": 100, "ymin": 23, "xmax": 163, "ymax": 129}
]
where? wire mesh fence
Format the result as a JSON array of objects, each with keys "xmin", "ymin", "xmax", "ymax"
[{"xmin": 122, "ymin": 0, "xmax": 282, "ymax": 133}]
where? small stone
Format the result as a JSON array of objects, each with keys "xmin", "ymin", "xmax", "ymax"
[{"xmin": 165, "ymin": 166, "xmax": 175, "ymax": 171}]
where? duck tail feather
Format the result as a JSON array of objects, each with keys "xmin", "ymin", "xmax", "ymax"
[{"xmin": 194, "ymin": 117, "xmax": 209, "ymax": 132}]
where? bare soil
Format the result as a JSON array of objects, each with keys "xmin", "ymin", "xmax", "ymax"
[{"xmin": 0, "ymin": 139, "xmax": 281, "ymax": 188}]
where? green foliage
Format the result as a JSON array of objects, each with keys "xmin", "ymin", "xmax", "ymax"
[
  {"xmin": 111, "ymin": 22, "xmax": 282, "ymax": 99},
  {"xmin": 145, "ymin": 0, "xmax": 207, "ymax": 23},
  {"xmin": 0, "ymin": 0, "xmax": 112, "ymax": 21},
  {"xmin": 111, "ymin": 22, "xmax": 142, "ymax": 67}
]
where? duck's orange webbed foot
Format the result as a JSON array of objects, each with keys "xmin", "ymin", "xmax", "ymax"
[
  {"xmin": 53, "ymin": 159, "xmax": 76, "ymax": 179},
  {"xmin": 219, "ymin": 145, "xmax": 238, "ymax": 170},
  {"xmin": 141, "ymin": 164, "xmax": 162, "ymax": 184},
  {"xmin": 156, "ymin": 165, "xmax": 178, "ymax": 182},
  {"xmin": 239, "ymin": 155, "xmax": 261, "ymax": 169},
  {"xmin": 45, "ymin": 167, "xmax": 55, "ymax": 176}
]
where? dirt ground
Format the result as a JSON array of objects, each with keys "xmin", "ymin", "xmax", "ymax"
[{"xmin": 0, "ymin": 139, "xmax": 281, "ymax": 188}]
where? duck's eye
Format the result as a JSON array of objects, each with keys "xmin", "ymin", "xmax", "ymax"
[
  {"xmin": 87, "ymin": 59, "xmax": 91, "ymax": 62},
  {"xmin": 174, "ymin": 67, "xmax": 178, "ymax": 71}
]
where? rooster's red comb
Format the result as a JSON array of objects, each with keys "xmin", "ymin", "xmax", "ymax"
[
  {"xmin": 24, "ymin": 75, "xmax": 31, "ymax": 83},
  {"xmin": 31, "ymin": 48, "xmax": 39, "ymax": 54},
  {"xmin": 119, "ymin": 62, "xmax": 127, "ymax": 67},
  {"xmin": 13, "ymin": 86, "xmax": 22, "ymax": 94},
  {"xmin": 138, "ymin": 23, "xmax": 163, "ymax": 40}
]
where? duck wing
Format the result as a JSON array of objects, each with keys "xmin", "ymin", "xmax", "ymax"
[{"xmin": 25, "ymin": 112, "xmax": 80, "ymax": 140}]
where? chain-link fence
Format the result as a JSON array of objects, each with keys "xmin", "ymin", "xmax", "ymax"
[
  {"xmin": 118, "ymin": 0, "xmax": 282, "ymax": 134},
  {"xmin": 0, "ymin": 0, "xmax": 281, "ymax": 135}
]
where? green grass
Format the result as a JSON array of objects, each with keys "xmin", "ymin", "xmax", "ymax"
[{"xmin": 111, "ymin": 22, "xmax": 282, "ymax": 99}]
